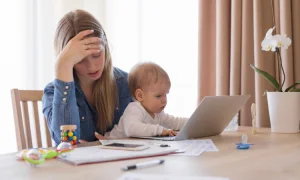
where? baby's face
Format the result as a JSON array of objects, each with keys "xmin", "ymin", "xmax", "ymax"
[{"xmin": 141, "ymin": 82, "xmax": 170, "ymax": 116}]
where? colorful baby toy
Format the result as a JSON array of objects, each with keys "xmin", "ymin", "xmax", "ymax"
[
  {"xmin": 17, "ymin": 125, "xmax": 77, "ymax": 167},
  {"xmin": 17, "ymin": 142, "xmax": 74, "ymax": 167},
  {"xmin": 60, "ymin": 125, "xmax": 77, "ymax": 145}
]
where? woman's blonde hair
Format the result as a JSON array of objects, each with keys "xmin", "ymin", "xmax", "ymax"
[
  {"xmin": 54, "ymin": 9, "xmax": 117, "ymax": 133},
  {"xmin": 128, "ymin": 62, "xmax": 171, "ymax": 99}
]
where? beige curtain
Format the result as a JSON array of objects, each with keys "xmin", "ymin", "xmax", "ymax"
[{"xmin": 198, "ymin": 0, "xmax": 300, "ymax": 127}]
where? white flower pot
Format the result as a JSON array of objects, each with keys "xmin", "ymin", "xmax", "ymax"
[{"xmin": 267, "ymin": 92, "xmax": 300, "ymax": 133}]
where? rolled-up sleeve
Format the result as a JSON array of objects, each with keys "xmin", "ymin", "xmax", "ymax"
[{"xmin": 42, "ymin": 79, "xmax": 80, "ymax": 145}]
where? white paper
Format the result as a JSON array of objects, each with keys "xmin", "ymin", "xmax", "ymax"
[
  {"xmin": 99, "ymin": 139, "xmax": 218, "ymax": 156},
  {"xmin": 166, "ymin": 140, "xmax": 207, "ymax": 156},
  {"xmin": 199, "ymin": 139, "xmax": 219, "ymax": 152},
  {"xmin": 118, "ymin": 173, "xmax": 229, "ymax": 180},
  {"xmin": 168, "ymin": 139, "xmax": 218, "ymax": 156},
  {"xmin": 138, "ymin": 139, "xmax": 218, "ymax": 156}
]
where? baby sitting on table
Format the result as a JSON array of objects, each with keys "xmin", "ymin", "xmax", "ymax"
[{"xmin": 105, "ymin": 62, "xmax": 188, "ymax": 138}]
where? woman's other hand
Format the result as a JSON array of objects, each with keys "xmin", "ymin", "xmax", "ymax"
[
  {"xmin": 95, "ymin": 132, "xmax": 107, "ymax": 140},
  {"xmin": 79, "ymin": 139, "xmax": 88, "ymax": 143}
]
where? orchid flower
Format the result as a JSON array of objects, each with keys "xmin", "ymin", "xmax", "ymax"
[
  {"xmin": 261, "ymin": 38, "xmax": 275, "ymax": 51},
  {"xmin": 265, "ymin": 26, "xmax": 275, "ymax": 39},
  {"xmin": 261, "ymin": 26, "xmax": 292, "ymax": 52},
  {"xmin": 252, "ymin": 27, "xmax": 299, "ymax": 92},
  {"xmin": 271, "ymin": 34, "xmax": 291, "ymax": 49},
  {"xmin": 261, "ymin": 26, "xmax": 276, "ymax": 51}
]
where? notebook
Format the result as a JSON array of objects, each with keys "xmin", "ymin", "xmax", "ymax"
[{"xmin": 57, "ymin": 141, "xmax": 178, "ymax": 165}]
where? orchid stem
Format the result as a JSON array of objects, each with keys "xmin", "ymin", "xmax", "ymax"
[{"xmin": 276, "ymin": 48, "xmax": 285, "ymax": 91}]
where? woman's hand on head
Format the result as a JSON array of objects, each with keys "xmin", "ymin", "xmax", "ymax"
[
  {"xmin": 57, "ymin": 29, "xmax": 102, "ymax": 66},
  {"xmin": 55, "ymin": 29, "xmax": 102, "ymax": 82}
]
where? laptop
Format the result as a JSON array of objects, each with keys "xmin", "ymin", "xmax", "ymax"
[{"xmin": 133, "ymin": 95, "xmax": 250, "ymax": 141}]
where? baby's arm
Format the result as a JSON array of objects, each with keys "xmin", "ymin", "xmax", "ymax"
[
  {"xmin": 123, "ymin": 104, "xmax": 164, "ymax": 137},
  {"xmin": 159, "ymin": 112, "xmax": 188, "ymax": 131}
]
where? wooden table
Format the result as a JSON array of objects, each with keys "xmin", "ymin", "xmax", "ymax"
[{"xmin": 1, "ymin": 126, "xmax": 300, "ymax": 180}]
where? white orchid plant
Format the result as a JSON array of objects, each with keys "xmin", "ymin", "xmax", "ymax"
[{"xmin": 250, "ymin": 27, "xmax": 300, "ymax": 92}]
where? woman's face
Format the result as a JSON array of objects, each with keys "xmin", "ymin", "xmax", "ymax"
[{"xmin": 74, "ymin": 46, "xmax": 105, "ymax": 84}]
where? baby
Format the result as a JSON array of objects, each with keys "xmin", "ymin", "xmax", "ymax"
[{"xmin": 106, "ymin": 62, "xmax": 188, "ymax": 138}]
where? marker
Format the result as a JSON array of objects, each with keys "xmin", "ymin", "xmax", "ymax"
[{"xmin": 121, "ymin": 159, "xmax": 164, "ymax": 171}]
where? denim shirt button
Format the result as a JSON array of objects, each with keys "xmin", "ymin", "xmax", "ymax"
[
  {"xmin": 64, "ymin": 91, "xmax": 68, "ymax": 95},
  {"xmin": 82, "ymin": 116, "xmax": 85, "ymax": 120},
  {"xmin": 63, "ymin": 97, "xmax": 67, "ymax": 102},
  {"xmin": 65, "ymin": 85, "xmax": 69, "ymax": 89}
]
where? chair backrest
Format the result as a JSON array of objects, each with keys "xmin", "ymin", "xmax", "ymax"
[{"xmin": 11, "ymin": 89, "xmax": 52, "ymax": 151}]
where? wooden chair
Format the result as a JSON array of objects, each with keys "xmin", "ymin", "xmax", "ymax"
[{"xmin": 11, "ymin": 89, "xmax": 52, "ymax": 151}]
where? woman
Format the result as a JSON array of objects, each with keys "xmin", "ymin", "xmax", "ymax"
[{"xmin": 42, "ymin": 9, "xmax": 132, "ymax": 145}]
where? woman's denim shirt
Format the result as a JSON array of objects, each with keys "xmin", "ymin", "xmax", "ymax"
[{"xmin": 42, "ymin": 68, "xmax": 132, "ymax": 145}]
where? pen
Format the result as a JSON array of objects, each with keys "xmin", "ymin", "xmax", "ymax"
[{"xmin": 121, "ymin": 159, "xmax": 165, "ymax": 171}]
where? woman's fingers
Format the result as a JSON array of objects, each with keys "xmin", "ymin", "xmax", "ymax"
[
  {"xmin": 75, "ymin": 29, "xmax": 94, "ymax": 40},
  {"xmin": 82, "ymin": 42, "xmax": 103, "ymax": 57},
  {"xmin": 74, "ymin": 30, "xmax": 103, "ymax": 58},
  {"xmin": 82, "ymin": 37, "xmax": 101, "ymax": 45},
  {"xmin": 84, "ymin": 44, "xmax": 102, "ymax": 50},
  {"xmin": 84, "ymin": 49, "xmax": 102, "ymax": 57}
]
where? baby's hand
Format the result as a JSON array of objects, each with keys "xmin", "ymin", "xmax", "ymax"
[{"xmin": 161, "ymin": 129, "xmax": 178, "ymax": 136}]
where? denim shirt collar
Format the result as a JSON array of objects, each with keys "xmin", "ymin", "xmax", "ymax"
[{"xmin": 113, "ymin": 67, "xmax": 125, "ymax": 80}]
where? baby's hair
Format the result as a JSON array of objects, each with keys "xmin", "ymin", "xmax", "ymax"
[{"xmin": 128, "ymin": 62, "xmax": 171, "ymax": 98}]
